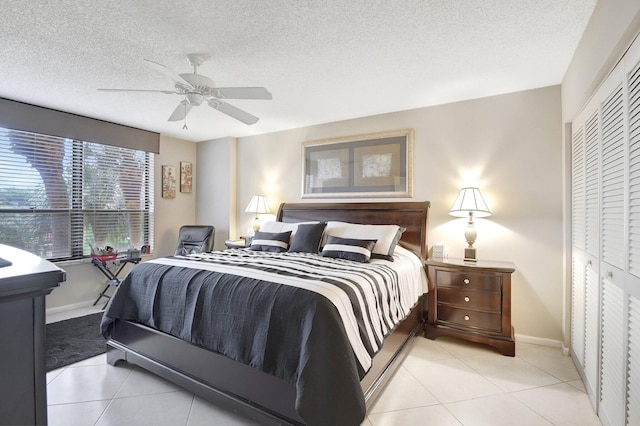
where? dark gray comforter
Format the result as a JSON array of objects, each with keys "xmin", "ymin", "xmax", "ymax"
[{"xmin": 101, "ymin": 250, "xmax": 417, "ymax": 425}]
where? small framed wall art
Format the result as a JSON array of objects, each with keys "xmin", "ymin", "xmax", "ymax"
[
  {"xmin": 161, "ymin": 165, "xmax": 176, "ymax": 198},
  {"xmin": 180, "ymin": 161, "xmax": 193, "ymax": 193},
  {"xmin": 302, "ymin": 129, "xmax": 414, "ymax": 198}
]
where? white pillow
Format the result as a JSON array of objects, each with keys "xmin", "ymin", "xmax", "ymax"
[
  {"xmin": 260, "ymin": 221, "xmax": 300, "ymax": 234},
  {"xmin": 259, "ymin": 221, "xmax": 320, "ymax": 242},
  {"xmin": 323, "ymin": 221, "xmax": 405, "ymax": 261}
]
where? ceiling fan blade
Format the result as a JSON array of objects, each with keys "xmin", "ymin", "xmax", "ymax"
[
  {"xmin": 144, "ymin": 59, "xmax": 192, "ymax": 87},
  {"xmin": 212, "ymin": 102, "xmax": 259, "ymax": 125},
  {"xmin": 212, "ymin": 87, "xmax": 272, "ymax": 100},
  {"xmin": 168, "ymin": 101, "xmax": 192, "ymax": 121},
  {"xmin": 98, "ymin": 88, "xmax": 176, "ymax": 94}
]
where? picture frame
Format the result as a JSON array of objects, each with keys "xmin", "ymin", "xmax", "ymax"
[
  {"xmin": 161, "ymin": 165, "xmax": 176, "ymax": 198},
  {"xmin": 302, "ymin": 129, "xmax": 414, "ymax": 198},
  {"xmin": 180, "ymin": 161, "xmax": 193, "ymax": 193}
]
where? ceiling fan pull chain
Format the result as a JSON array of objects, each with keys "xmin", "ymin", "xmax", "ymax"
[{"xmin": 182, "ymin": 99, "xmax": 188, "ymax": 130}]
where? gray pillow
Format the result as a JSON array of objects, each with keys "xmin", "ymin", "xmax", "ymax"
[
  {"xmin": 321, "ymin": 236, "xmax": 377, "ymax": 263},
  {"xmin": 289, "ymin": 222, "xmax": 327, "ymax": 253},
  {"xmin": 250, "ymin": 231, "xmax": 292, "ymax": 252}
]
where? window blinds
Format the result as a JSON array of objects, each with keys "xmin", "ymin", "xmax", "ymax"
[{"xmin": 0, "ymin": 127, "xmax": 154, "ymax": 261}]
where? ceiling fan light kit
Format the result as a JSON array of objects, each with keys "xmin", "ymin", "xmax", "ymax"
[{"xmin": 98, "ymin": 53, "xmax": 271, "ymax": 127}]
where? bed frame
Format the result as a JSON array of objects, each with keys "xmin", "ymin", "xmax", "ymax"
[{"xmin": 106, "ymin": 201, "xmax": 430, "ymax": 425}]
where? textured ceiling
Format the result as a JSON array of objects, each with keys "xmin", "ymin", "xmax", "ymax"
[{"xmin": 0, "ymin": 0, "xmax": 597, "ymax": 142}]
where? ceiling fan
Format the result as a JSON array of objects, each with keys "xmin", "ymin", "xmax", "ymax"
[{"xmin": 98, "ymin": 53, "xmax": 272, "ymax": 127}]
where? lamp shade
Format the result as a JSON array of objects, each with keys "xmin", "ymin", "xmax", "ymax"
[
  {"xmin": 449, "ymin": 187, "xmax": 491, "ymax": 218},
  {"xmin": 245, "ymin": 195, "xmax": 270, "ymax": 215}
]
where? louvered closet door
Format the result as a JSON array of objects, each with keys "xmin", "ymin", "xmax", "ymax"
[
  {"xmin": 584, "ymin": 106, "xmax": 602, "ymax": 408},
  {"xmin": 572, "ymin": 120, "xmax": 587, "ymax": 369},
  {"xmin": 571, "ymin": 83, "xmax": 605, "ymax": 401},
  {"xmin": 628, "ymin": 48, "xmax": 640, "ymax": 279},
  {"xmin": 626, "ymin": 41, "xmax": 640, "ymax": 426},
  {"xmin": 599, "ymin": 61, "xmax": 627, "ymax": 426},
  {"xmin": 571, "ymin": 32, "xmax": 640, "ymax": 426}
]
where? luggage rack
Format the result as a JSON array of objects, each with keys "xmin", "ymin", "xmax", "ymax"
[{"xmin": 91, "ymin": 253, "xmax": 141, "ymax": 307}]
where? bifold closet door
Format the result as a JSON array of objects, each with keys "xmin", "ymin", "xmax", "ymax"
[
  {"xmin": 625, "ymin": 41, "xmax": 640, "ymax": 426},
  {"xmin": 584, "ymin": 105, "xmax": 602, "ymax": 406},
  {"xmin": 599, "ymin": 61, "xmax": 626, "ymax": 426},
  {"xmin": 571, "ymin": 31, "xmax": 640, "ymax": 426},
  {"xmin": 571, "ymin": 119, "xmax": 587, "ymax": 369},
  {"xmin": 570, "ymin": 84, "xmax": 602, "ymax": 409}
]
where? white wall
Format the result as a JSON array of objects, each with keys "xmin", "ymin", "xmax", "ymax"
[
  {"xmin": 46, "ymin": 134, "xmax": 196, "ymax": 311},
  {"xmin": 198, "ymin": 86, "xmax": 564, "ymax": 342},
  {"xmin": 196, "ymin": 137, "xmax": 237, "ymax": 250}
]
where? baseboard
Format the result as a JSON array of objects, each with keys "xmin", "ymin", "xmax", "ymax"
[
  {"xmin": 46, "ymin": 299, "xmax": 96, "ymax": 315},
  {"xmin": 515, "ymin": 333, "xmax": 569, "ymax": 355}
]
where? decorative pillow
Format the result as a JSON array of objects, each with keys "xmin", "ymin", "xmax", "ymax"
[
  {"xmin": 288, "ymin": 222, "xmax": 327, "ymax": 253},
  {"xmin": 260, "ymin": 221, "xmax": 320, "ymax": 243},
  {"xmin": 323, "ymin": 222, "xmax": 405, "ymax": 261},
  {"xmin": 249, "ymin": 231, "xmax": 292, "ymax": 252},
  {"xmin": 321, "ymin": 236, "xmax": 377, "ymax": 263}
]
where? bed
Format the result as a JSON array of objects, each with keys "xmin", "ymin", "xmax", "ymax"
[{"xmin": 102, "ymin": 201, "xmax": 430, "ymax": 425}]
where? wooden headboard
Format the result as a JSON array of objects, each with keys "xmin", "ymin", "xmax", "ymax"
[{"xmin": 276, "ymin": 201, "xmax": 430, "ymax": 260}]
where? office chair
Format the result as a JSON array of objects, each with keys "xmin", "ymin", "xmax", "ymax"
[{"xmin": 174, "ymin": 225, "xmax": 215, "ymax": 255}]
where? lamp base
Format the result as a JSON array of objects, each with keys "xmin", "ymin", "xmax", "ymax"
[{"xmin": 464, "ymin": 247, "xmax": 477, "ymax": 262}]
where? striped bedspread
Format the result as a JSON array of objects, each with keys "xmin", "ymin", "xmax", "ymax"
[
  {"xmin": 102, "ymin": 245, "xmax": 426, "ymax": 425},
  {"xmin": 153, "ymin": 245, "xmax": 424, "ymax": 371}
]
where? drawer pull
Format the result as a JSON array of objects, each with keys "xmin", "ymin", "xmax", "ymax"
[
  {"xmin": 463, "ymin": 278, "xmax": 470, "ymax": 284},
  {"xmin": 464, "ymin": 296, "xmax": 470, "ymax": 302},
  {"xmin": 464, "ymin": 315, "xmax": 470, "ymax": 321}
]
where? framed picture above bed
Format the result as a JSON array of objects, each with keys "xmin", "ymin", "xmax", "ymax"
[{"xmin": 302, "ymin": 129, "xmax": 414, "ymax": 198}]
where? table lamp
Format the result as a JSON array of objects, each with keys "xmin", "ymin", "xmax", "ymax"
[
  {"xmin": 449, "ymin": 187, "xmax": 491, "ymax": 262},
  {"xmin": 245, "ymin": 195, "xmax": 270, "ymax": 232}
]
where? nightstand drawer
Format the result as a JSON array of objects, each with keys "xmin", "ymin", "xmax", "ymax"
[
  {"xmin": 437, "ymin": 305, "xmax": 502, "ymax": 332},
  {"xmin": 435, "ymin": 270, "xmax": 501, "ymax": 292},
  {"xmin": 437, "ymin": 287, "xmax": 501, "ymax": 312}
]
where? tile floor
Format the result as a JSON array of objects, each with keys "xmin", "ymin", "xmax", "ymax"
[{"xmin": 46, "ymin": 308, "xmax": 602, "ymax": 426}]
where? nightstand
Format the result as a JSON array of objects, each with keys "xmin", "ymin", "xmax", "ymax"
[{"xmin": 425, "ymin": 258, "xmax": 516, "ymax": 356}]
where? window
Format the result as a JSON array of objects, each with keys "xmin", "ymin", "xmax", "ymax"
[{"xmin": 0, "ymin": 127, "xmax": 154, "ymax": 261}]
